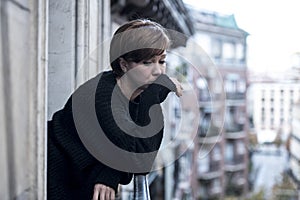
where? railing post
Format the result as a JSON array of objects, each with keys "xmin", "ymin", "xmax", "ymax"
[{"xmin": 133, "ymin": 175, "xmax": 151, "ymax": 200}]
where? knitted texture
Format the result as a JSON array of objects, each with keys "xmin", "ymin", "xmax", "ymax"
[{"xmin": 47, "ymin": 71, "xmax": 176, "ymax": 199}]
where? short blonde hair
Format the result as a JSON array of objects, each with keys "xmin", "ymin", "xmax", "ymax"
[{"xmin": 110, "ymin": 19, "xmax": 170, "ymax": 77}]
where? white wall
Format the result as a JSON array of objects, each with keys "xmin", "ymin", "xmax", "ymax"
[
  {"xmin": 48, "ymin": 0, "xmax": 111, "ymax": 119},
  {"xmin": 0, "ymin": 0, "xmax": 48, "ymax": 199}
]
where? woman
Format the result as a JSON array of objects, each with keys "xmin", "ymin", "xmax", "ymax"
[{"xmin": 48, "ymin": 19, "xmax": 182, "ymax": 200}]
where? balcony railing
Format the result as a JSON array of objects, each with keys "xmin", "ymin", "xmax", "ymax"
[
  {"xmin": 226, "ymin": 92, "xmax": 245, "ymax": 100},
  {"xmin": 198, "ymin": 184, "xmax": 222, "ymax": 199},
  {"xmin": 198, "ymin": 124, "xmax": 220, "ymax": 138},
  {"xmin": 133, "ymin": 175, "xmax": 151, "ymax": 200},
  {"xmin": 225, "ymin": 155, "xmax": 246, "ymax": 172},
  {"xmin": 225, "ymin": 123, "xmax": 244, "ymax": 133},
  {"xmin": 198, "ymin": 162, "xmax": 222, "ymax": 180},
  {"xmin": 226, "ymin": 130, "xmax": 246, "ymax": 139}
]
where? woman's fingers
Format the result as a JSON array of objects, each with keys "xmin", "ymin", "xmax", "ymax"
[
  {"xmin": 93, "ymin": 184, "xmax": 100, "ymax": 200},
  {"xmin": 169, "ymin": 77, "xmax": 183, "ymax": 97},
  {"xmin": 93, "ymin": 184, "xmax": 115, "ymax": 200},
  {"xmin": 110, "ymin": 190, "xmax": 115, "ymax": 200},
  {"xmin": 99, "ymin": 185, "xmax": 105, "ymax": 200}
]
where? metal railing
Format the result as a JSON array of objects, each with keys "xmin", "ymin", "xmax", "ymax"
[{"xmin": 133, "ymin": 175, "xmax": 151, "ymax": 200}]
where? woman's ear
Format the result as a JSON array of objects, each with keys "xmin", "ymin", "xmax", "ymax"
[{"xmin": 119, "ymin": 58, "xmax": 128, "ymax": 73}]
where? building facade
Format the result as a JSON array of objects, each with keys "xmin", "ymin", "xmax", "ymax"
[
  {"xmin": 289, "ymin": 102, "xmax": 300, "ymax": 198},
  {"xmin": 287, "ymin": 53, "xmax": 300, "ymax": 198},
  {"xmin": 168, "ymin": 6, "xmax": 249, "ymax": 199},
  {"xmin": 248, "ymin": 82, "xmax": 300, "ymax": 144}
]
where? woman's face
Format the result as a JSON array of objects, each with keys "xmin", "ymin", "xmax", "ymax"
[{"xmin": 124, "ymin": 51, "xmax": 167, "ymax": 89}]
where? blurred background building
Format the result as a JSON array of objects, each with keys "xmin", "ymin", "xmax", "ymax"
[
  {"xmin": 287, "ymin": 52, "xmax": 300, "ymax": 199},
  {"xmin": 2, "ymin": 0, "xmax": 299, "ymax": 199},
  {"xmin": 246, "ymin": 54, "xmax": 300, "ymax": 199},
  {"xmin": 288, "ymin": 101, "xmax": 300, "ymax": 199},
  {"xmin": 172, "ymin": 5, "xmax": 249, "ymax": 199},
  {"xmin": 248, "ymin": 82, "xmax": 300, "ymax": 144}
]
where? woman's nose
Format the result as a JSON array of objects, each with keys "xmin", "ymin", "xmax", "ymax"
[{"xmin": 152, "ymin": 63, "xmax": 163, "ymax": 76}]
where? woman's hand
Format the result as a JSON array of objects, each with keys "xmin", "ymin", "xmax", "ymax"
[
  {"xmin": 169, "ymin": 77, "xmax": 183, "ymax": 97},
  {"xmin": 93, "ymin": 184, "xmax": 115, "ymax": 200}
]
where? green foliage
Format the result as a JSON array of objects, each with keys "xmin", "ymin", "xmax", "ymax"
[
  {"xmin": 272, "ymin": 172, "xmax": 298, "ymax": 200},
  {"xmin": 245, "ymin": 188, "xmax": 265, "ymax": 200}
]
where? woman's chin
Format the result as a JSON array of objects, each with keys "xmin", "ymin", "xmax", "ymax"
[{"xmin": 138, "ymin": 84, "xmax": 150, "ymax": 90}]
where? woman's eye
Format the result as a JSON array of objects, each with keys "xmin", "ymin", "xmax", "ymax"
[
  {"xmin": 159, "ymin": 60, "xmax": 166, "ymax": 64},
  {"xmin": 143, "ymin": 61, "xmax": 152, "ymax": 65}
]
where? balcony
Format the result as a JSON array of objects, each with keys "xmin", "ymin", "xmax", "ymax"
[
  {"xmin": 226, "ymin": 123, "xmax": 244, "ymax": 132},
  {"xmin": 226, "ymin": 92, "xmax": 245, "ymax": 100},
  {"xmin": 225, "ymin": 180, "xmax": 245, "ymax": 196},
  {"xmin": 111, "ymin": 0, "xmax": 194, "ymax": 38},
  {"xmin": 199, "ymin": 135, "xmax": 222, "ymax": 144},
  {"xmin": 199, "ymin": 124, "xmax": 221, "ymax": 137},
  {"xmin": 225, "ymin": 121, "xmax": 245, "ymax": 138},
  {"xmin": 198, "ymin": 187, "xmax": 222, "ymax": 199},
  {"xmin": 198, "ymin": 181, "xmax": 222, "ymax": 199},
  {"xmin": 198, "ymin": 89, "xmax": 212, "ymax": 103},
  {"xmin": 198, "ymin": 162, "xmax": 223, "ymax": 180},
  {"xmin": 226, "ymin": 131, "xmax": 246, "ymax": 139},
  {"xmin": 225, "ymin": 155, "xmax": 246, "ymax": 172}
]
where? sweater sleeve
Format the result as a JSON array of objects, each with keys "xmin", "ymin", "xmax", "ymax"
[
  {"xmin": 132, "ymin": 74, "xmax": 177, "ymax": 126},
  {"xmin": 91, "ymin": 163, "xmax": 132, "ymax": 192},
  {"xmin": 91, "ymin": 73, "xmax": 176, "ymax": 175},
  {"xmin": 49, "ymin": 102, "xmax": 133, "ymax": 192},
  {"xmin": 96, "ymin": 74, "xmax": 176, "ymax": 153}
]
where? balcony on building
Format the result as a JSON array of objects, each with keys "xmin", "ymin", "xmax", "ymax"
[
  {"xmin": 198, "ymin": 87, "xmax": 212, "ymax": 103},
  {"xmin": 225, "ymin": 123, "xmax": 245, "ymax": 139},
  {"xmin": 198, "ymin": 161, "xmax": 223, "ymax": 180},
  {"xmin": 225, "ymin": 172, "xmax": 246, "ymax": 196},
  {"xmin": 198, "ymin": 112, "xmax": 223, "ymax": 143},
  {"xmin": 198, "ymin": 178, "xmax": 223, "ymax": 199},
  {"xmin": 111, "ymin": 0, "xmax": 194, "ymax": 47},
  {"xmin": 224, "ymin": 106, "xmax": 246, "ymax": 139},
  {"xmin": 225, "ymin": 153, "xmax": 246, "ymax": 172},
  {"xmin": 289, "ymin": 155, "xmax": 300, "ymax": 184},
  {"xmin": 225, "ymin": 139, "xmax": 246, "ymax": 172},
  {"xmin": 198, "ymin": 144, "xmax": 223, "ymax": 180},
  {"xmin": 290, "ymin": 134, "xmax": 300, "ymax": 163},
  {"xmin": 225, "ymin": 73, "xmax": 247, "ymax": 106},
  {"xmin": 226, "ymin": 92, "xmax": 245, "ymax": 100}
]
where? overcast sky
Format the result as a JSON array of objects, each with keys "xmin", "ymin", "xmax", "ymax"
[{"xmin": 183, "ymin": 0, "xmax": 300, "ymax": 73}]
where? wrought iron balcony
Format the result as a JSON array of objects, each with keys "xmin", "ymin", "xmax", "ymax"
[
  {"xmin": 226, "ymin": 92, "xmax": 245, "ymax": 100},
  {"xmin": 198, "ymin": 162, "xmax": 222, "ymax": 180},
  {"xmin": 133, "ymin": 175, "xmax": 151, "ymax": 200},
  {"xmin": 225, "ymin": 155, "xmax": 246, "ymax": 172}
]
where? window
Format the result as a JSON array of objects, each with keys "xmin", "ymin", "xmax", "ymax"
[
  {"xmin": 280, "ymin": 117, "xmax": 284, "ymax": 124},
  {"xmin": 237, "ymin": 141, "xmax": 245, "ymax": 155},
  {"xmin": 213, "ymin": 145, "xmax": 222, "ymax": 161},
  {"xmin": 225, "ymin": 73, "xmax": 239, "ymax": 93},
  {"xmin": 212, "ymin": 179, "xmax": 221, "ymax": 193},
  {"xmin": 212, "ymin": 39, "xmax": 222, "ymax": 61},
  {"xmin": 270, "ymin": 90, "xmax": 274, "ymax": 97},
  {"xmin": 271, "ymin": 118, "xmax": 274, "ymax": 125},
  {"xmin": 198, "ymin": 149, "xmax": 210, "ymax": 173},
  {"xmin": 236, "ymin": 43, "xmax": 244, "ymax": 62},
  {"xmin": 223, "ymin": 42, "xmax": 235, "ymax": 63},
  {"xmin": 225, "ymin": 143, "xmax": 234, "ymax": 162},
  {"xmin": 237, "ymin": 80, "xmax": 246, "ymax": 93}
]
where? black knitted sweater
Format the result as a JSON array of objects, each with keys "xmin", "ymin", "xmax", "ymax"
[{"xmin": 47, "ymin": 71, "xmax": 176, "ymax": 200}]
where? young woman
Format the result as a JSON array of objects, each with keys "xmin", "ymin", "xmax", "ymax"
[{"xmin": 47, "ymin": 19, "xmax": 182, "ymax": 200}]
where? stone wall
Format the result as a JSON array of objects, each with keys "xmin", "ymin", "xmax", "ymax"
[
  {"xmin": 0, "ymin": 0, "xmax": 47, "ymax": 199},
  {"xmin": 0, "ymin": 0, "xmax": 111, "ymax": 199}
]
